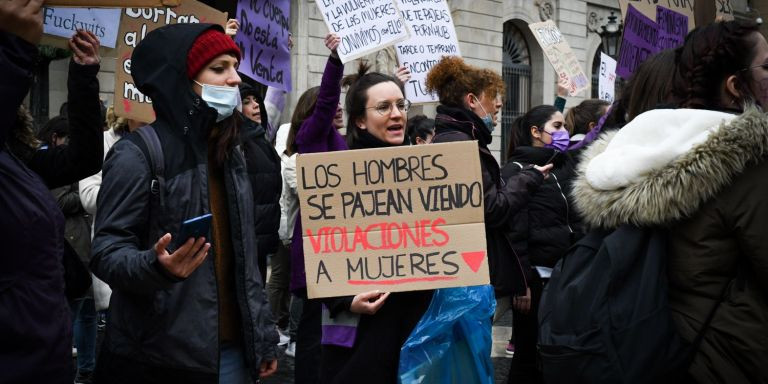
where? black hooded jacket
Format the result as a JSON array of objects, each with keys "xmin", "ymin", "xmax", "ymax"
[
  {"xmin": 502, "ymin": 146, "xmax": 583, "ymax": 269},
  {"xmin": 91, "ymin": 24, "xmax": 277, "ymax": 382},
  {"xmin": 431, "ymin": 104, "xmax": 543, "ymax": 296},
  {"xmin": 241, "ymin": 118, "xmax": 281, "ymax": 283}
]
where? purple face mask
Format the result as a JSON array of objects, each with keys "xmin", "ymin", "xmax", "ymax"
[{"xmin": 542, "ymin": 130, "xmax": 570, "ymax": 152}]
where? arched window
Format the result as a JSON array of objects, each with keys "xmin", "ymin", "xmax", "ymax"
[{"xmin": 502, "ymin": 21, "xmax": 531, "ymax": 162}]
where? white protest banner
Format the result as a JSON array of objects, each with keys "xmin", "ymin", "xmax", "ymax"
[
  {"xmin": 394, "ymin": 0, "xmax": 460, "ymax": 104},
  {"xmin": 43, "ymin": 7, "xmax": 121, "ymax": 48},
  {"xmin": 528, "ymin": 20, "xmax": 588, "ymax": 96},
  {"xmin": 619, "ymin": 0, "xmax": 695, "ymax": 32},
  {"xmin": 598, "ymin": 52, "xmax": 617, "ymax": 103},
  {"xmin": 314, "ymin": 0, "xmax": 410, "ymax": 63},
  {"xmin": 234, "ymin": 0, "xmax": 292, "ymax": 91},
  {"xmin": 715, "ymin": 0, "xmax": 735, "ymax": 21},
  {"xmin": 297, "ymin": 141, "xmax": 489, "ymax": 299},
  {"xmin": 114, "ymin": 0, "xmax": 227, "ymax": 122}
]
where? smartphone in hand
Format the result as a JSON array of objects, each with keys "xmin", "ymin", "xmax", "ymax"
[
  {"xmin": 175, "ymin": 214, "xmax": 212, "ymax": 248},
  {"xmin": 544, "ymin": 150, "xmax": 560, "ymax": 165}
]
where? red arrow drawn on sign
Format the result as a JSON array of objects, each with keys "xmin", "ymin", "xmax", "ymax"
[{"xmin": 462, "ymin": 251, "xmax": 486, "ymax": 272}]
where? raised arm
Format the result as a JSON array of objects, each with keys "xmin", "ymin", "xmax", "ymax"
[
  {"xmin": 28, "ymin": 30, "xmax": 103, "ymax": 188},
  {"xmin": 295, "ymin": 33, "xmax": 344, "ymax": 152}
]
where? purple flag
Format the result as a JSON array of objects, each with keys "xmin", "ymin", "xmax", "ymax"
[
  {"xmin": 656, "ymin": 6, "xmax": 688, "ymax": 50},
  {"xmin": 617, "ymin": 4, "xmax": 660, "ymax": 79},
  {"xmin": 234, "ymin": 0, "xmax": 292, "ymax": 91}
]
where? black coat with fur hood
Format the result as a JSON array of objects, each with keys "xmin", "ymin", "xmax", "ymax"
[
  {"xmin": 572, "ymin": 108, "xmax": 768, "ymax": 383},
  {"xmin": 432, "ymin": 104, "xmax": 544, "ymax": 296}
]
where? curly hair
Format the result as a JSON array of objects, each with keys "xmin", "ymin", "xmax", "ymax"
[
  {"xmin": 425, "ymin": 56, "xmax": 504, "ymax": 107},
  {"xmin": 342, "ymin": 60, "xmax": 404, "ymax": 148},
  {"xmin": 670, "ymin": 19, "xmax": 761, "ymax": 110}
]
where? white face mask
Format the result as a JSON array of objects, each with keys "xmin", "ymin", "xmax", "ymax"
[{"xmin": 194, "ymin": 80, "xmax": 240, "ymax": 122}]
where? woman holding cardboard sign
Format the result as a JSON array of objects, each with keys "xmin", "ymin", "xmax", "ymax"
[{"xmin": 90, "ymin": 23, "xmax": 278, "ymax": 383}]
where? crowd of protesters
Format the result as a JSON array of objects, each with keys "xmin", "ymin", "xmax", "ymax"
[{"xmin": 2, "ymin": 0, "xmax": 768, "ymax": 383}]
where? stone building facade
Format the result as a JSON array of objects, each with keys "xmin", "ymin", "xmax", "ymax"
[{"xmin": 46, "ymin": 0, "xmax": 754, "ymax": 161}]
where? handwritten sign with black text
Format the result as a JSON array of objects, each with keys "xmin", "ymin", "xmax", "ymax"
[
  {"xmin": 234, "ymin": 0, "xmax": 291, "ymax": 91},
  {"xmin": 394, "ymin": 0, "xmax": 460, "ymax": 103},
  {"xmin": 315, "ymin": 0, "xmax": 410, "ymax": 63},
  {"xmin": 297, "ymin": 142, "xmax": 489, "ymax": 298}
]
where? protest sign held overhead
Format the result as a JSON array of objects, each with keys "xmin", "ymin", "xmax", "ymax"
[
  {"xmin": 617, "ymin": 5, "xmax": 657, "ymax": 78},
  {"xmin": 394, "ymin": 0, "xmax": 460, "ymax": 104},
  {"xmin": 656, "ymin": 6, "xmax": 688, "ymax": 50},
  {"xmin": 616, "ymin": 5, "xmax": 688, "ymax": 78},
  {"xmin": 45, "ymin": 0, "xmax": 181, "ymax": 7},
  {"xmin": 297, "ymin": 141, "xmax": 489, "ymax": 299},
  {"xmin": 114, "ymin": 1, "xmax": 227, "ymax": 122},
  {"xmin": 234, "ymin": 0, "xmax": 291, "ymax": 91},
  {"xmin": 528, "ymin": 20, "xmax": 588, "ymax": 96},
  {"xmin": 43, "ymin": 7, "xmax": 121, "ymax": 48},
  {"xmin": 598, "ymin": 52, "xmax": 617, "ymax": 103},
  {"xmin": 715, "ymin": 0, "xmax": 735, "ymax": 21},
  {"xmin": 619, "ymin": 0, "xmax": 695, "ymax": 31},
  {"xmin": 315, "ymin": 0, "xmax": 410, "ymax": 63}
]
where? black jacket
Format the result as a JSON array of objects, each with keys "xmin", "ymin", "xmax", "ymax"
[
  {"xmin": 0, "ymin": 31, "xmax": 74, "ymax": 384},
  {"xmin": 502, "ymin": 146, "xmax": 583, "ymax": 268},
  {"xmin": 241, "ymin": 119, "xmax": 281, "ymax": 283},
  {"xmin": 431, "ymin": 105, "xmax": 543, "ymax": 296},
  {"xmin": 91, "ymin": 24, "xmax": 277, "ymax": 383}
]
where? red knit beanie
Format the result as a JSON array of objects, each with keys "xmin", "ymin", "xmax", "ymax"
[{"xmin": 186, "ymin": 28, "xmax": 241, "ymax": 79}]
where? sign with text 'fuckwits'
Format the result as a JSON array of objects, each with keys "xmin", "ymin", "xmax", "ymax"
[{"xmin": 297, "ymin": 141, "xmax": 489, "ymax": 298}]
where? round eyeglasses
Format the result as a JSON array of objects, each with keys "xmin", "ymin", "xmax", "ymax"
[{"xmin": 366, "ymin": 99, "xmax": 412, "ymax": 116}]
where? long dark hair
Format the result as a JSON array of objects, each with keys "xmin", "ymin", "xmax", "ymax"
[
  {"xmin": 342, "ymin": 61, "xmax": 404, "ymax": 148},
  {"xmin": 507, "ymin": 105, "xmax": 559, "ymax": 158},
  {"xmin": 670, "ymin": 19, "xmax": 761, "ymax": 110},
  {"xmin": 210, "ymin": 113, "xmax": 242, "ymax": 166},
  {"xmin": 284, "ymin": 86, "xmax": 320, "ymax": 156}
]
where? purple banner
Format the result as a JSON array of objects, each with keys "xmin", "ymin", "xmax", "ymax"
[
  {"xmin": 656, "ymin": 6, "xmax": 687, "ymax": 50},
  {"xmin": 617, "ymin": 4, "xmax": 660, "ymax": 79},
  {"xmin": 234, "ymin": 0, "xmax": 291, "ymax": 91}
]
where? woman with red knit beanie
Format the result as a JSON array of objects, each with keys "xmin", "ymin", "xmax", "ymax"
[{"xmin": 91, "ymin": 23, "xmax": 279, "ymax": 383}]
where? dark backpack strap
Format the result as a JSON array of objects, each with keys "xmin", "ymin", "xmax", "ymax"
[{"xmin": 136, "ymin": 126, "xmax": 165, "ymax": 241}]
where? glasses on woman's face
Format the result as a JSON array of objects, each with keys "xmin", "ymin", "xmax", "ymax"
[
  {"xmin": 740, "ymin": 62, "xmax": 768, "ymax": 72},
  {"xmin": 366, "ymin": 99, "xmax": 412, "ymax": 116}
]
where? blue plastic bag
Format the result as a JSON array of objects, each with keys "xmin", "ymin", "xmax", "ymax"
[{"xmin": 398, "ymin": 285, "xmax": 496, "ymax": 384}]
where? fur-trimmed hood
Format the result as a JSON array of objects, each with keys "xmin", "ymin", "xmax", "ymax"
[{"xmin": 572, "ymin": 108, "xmax": 768, "ymax": 229}]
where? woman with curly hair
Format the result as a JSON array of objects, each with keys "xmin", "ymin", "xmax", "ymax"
[
  {"xmin": 425, "ymin": 56, "xmax": 550, "ymax": 382},
  {"xmin": 572, "ymin": 19, "xmax": 768, "ymax": 382}
]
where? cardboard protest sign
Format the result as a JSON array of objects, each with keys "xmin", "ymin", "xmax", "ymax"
[
  {"xmin": 314, "ymin": 0, "xmax": 410, "ymax": 63},
  {"xmin": 616, "ymin": 5, "xmax": 658, "ymax": 78},
  {"xmin": 715, "ymin": 0, "xmax": 735, "ymax": 21},
  {"xmin": 656, "ymin": 6, "xmax": 688, "ymax": 50},
  {"xmin": 296, "ymin": 141, "xmax": 489, "ymax": 299},
  {"xmin": 43, "ymin": 7, "xmax": 121, "ymax": 48},
  {"xmin": 528, "ymin": 20, "xmax": 588, "ymax": 96},
  {"xmin": 619, "ymin": 0, "xmax": 695, "ymax": 32},
  {"xmin": 45, "ymin": 0, "xmax": 181, "ymax": 7},
  {"xmin": 394, "ymin": 0, "xmax": 460, "ymax": 104},
  {"xmin": 114, "ymin": 1, "xmax": 227, "ymax": 122},
  {"xmin": 598, "ymin": 52, "xmax": 617, "ymax": 103},
  {"xmin": 234, "ymin": 0, "xmax": 291, "ymax": 91}
]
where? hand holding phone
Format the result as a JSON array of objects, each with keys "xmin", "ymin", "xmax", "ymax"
[{"xmin": 175, "ymin": 214, "xmax": 213, "ymax": 248}]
